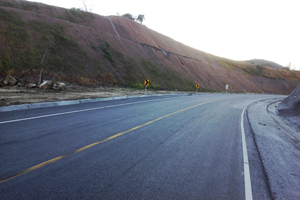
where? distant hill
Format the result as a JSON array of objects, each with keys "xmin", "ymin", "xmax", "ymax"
[
  {"xmin": 245, "ymin": 59, "xmax": 284, "ymax": 69},
  {"xmin": 0, "ymin": 0, "xmax": 299, "ymax": 94}
]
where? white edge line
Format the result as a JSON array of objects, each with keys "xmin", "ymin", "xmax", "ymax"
[
  {"xmin": 0, "ymin": 96, "xmax": 185, "ymax": 125},
  {"xmin": 241, "ymin": 103, "xmax": 253, "ymax": 200}
]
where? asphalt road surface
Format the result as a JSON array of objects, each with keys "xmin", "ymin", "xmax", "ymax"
[{"xmin": 0, "ymin": 94, "xmax": 284, "ymax": 199}]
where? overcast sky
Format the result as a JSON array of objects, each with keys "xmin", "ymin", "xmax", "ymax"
[{"xmin": 27, "ymin": 0, "xmax": 300, "ymax": 70}]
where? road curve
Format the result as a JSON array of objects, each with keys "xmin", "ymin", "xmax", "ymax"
[{"xmin": 0, "ymin": 94, "xmax": 284, "ymax": 199}]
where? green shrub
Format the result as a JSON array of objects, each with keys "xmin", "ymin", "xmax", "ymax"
[
  {"xmin": 130, "ymin": 83, "xmax": 144, "ymax": 89},
  {"xmin": 101, "ymin": 46, "xmax": 114, "ymax": 62}
]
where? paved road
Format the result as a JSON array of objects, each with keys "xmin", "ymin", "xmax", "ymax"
[{"xmin": 0, "ymin": 94, "xmax": 284, "ymax": 199}]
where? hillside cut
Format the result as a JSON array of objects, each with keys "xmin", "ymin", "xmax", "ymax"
[{"xmin": 0, "ymin": 0, "xmax": 299, "ymax": 93}]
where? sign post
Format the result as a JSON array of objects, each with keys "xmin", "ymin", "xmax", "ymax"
[
  {"xmin": 226, "ymin": 85, "xmax": 228, "ymax": 94},
  {"xmin": 144, "ymin": 79, "xmax": 149, "ymax": 94},
  {"xmin": 196, "ymin": 84, "xmax": 199, "ymax": 92},
  {"xmin": 231, "ymin": 86, "xmax": 234, "ymax": 93}
]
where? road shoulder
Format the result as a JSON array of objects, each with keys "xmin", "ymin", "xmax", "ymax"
[
  {"xmin": 0, "ymin": 93, "xmax": 187, "ymax": 112},
  {"xmin": 247, "ymin": 99, "xmax": 300, "ymax": 199}
]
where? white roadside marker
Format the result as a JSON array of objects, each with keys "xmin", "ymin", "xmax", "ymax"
[{"xmin": 241, "ymin": 103, "xmax": 253, "ymax": 200}]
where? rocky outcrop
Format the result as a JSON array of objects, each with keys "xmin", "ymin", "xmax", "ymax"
[
  {"xmin": 53, "ymin": 82, "xmax": 66, "ymax": 91},
  {"xmin": 39, "ymin": 80, "xmax": 53, "ymax": 90},
  {"xmin": 4, "ymin": 75, "xmax": 17, "ymax": 86},
  {"xmin": 17, "ymin": 81, "xmax": 26, "ymax": 87},
  {"xmin": 38, "ymin": 81, "xmax": 66, "ymax": 91},
  {"xmin": 27, "ymin": 83, "xmax": 37, "ymax": 88}
]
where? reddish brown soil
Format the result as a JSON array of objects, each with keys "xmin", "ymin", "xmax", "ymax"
[{"xmin": 0, "ymin": 0, "xmax": 299, "ymax": 94}]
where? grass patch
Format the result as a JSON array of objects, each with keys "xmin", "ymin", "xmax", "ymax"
[
  {"xmin": 242, "ymin": 65, "xmax": 267, "ymax": 77},
  {"xmin": 129, "ymin": 82, "xmax": 161, "ymax": 90},
  {"xmin": 59, "ymin": 8, "xmax": 95, "ymax": 24},
  {"xmin": 28, "ymin": 20, "xmax": 89, "ymax": 74},
  {"xmin": 142, "ymin": 60, "xmax": 195, "ymax": 91},
  {"xmin": 0, "ymin": 0, "xmax": 39, "ymax": 11},
  {"xmin": 199, "ymin": 88, "xmax": 221, "ymax": 93},
  {"xmin": 0, "ymin": 7, "xmax": 90, "ymax": 80},
  {"xmin": 0, "ymin": 8, "xmax": 39, "ymax": 74},
  {"xmin": 101, "ymin": 46, "xmax": 114, "ymax": 63}
]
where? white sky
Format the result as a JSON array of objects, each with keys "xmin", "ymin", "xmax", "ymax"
[{"xmin": 27, "ymin": 0, "xmax": 300, "ymax": 70}]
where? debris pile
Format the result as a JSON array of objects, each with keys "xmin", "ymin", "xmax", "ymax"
[{"xmin": 0, "ymin": 75, "xmax": 66, "ymax": 91}]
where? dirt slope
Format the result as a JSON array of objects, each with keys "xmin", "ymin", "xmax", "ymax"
[{"xmin": 0, "ymin": 0, "xmax": 299, "ymax": 94}]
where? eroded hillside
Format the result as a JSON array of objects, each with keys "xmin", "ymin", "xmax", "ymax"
[{"xmin": 0, "ymin": 0, "xmax": 299, "ymax": 94}]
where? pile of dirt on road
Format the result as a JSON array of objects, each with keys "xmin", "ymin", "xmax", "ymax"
[{"xmin": 277, "ymin": 83, "xmax": 300, "ymax": 116}]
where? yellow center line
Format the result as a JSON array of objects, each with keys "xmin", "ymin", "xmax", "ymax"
[{"xmin": 0, "ymin": 98, "xmax": 223, "ymax": 184}]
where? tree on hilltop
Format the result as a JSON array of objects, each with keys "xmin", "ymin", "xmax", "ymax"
[
  {"xmin": 137, "ymin": 14, "xmax": 145, "ymax": 24},
  {"xmin": 122, "ymin": 13, "xmax": 135, "ymax": 20}
]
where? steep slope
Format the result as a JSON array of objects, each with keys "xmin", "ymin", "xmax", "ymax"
[{"xmin": 0, "ymin": 0, "xmax": 299, "ymax": 94}]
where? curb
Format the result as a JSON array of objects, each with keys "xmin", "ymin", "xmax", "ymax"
[{"xmin": 0, "ymin": 93, "xmax": 187, "ymax": 112}]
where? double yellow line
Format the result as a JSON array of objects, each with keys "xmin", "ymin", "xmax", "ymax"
[{"xmin": 0, "ymin": 99, "xmax": 222, "ymax": 183}]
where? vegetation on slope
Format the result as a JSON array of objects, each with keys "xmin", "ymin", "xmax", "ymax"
[
  {"xmin": 245, "ymin": 59, "xmax": 284, "ymax": 69},
  {"xmin": 0, "ymin": 0, "xmax": 299, "ymax": 94},
  {"xmin": 0, "ymin": 5, "xmax": 194, "ymax": 91},
  {"xmin": 0, "ymin": 7, "xmax": 92, "ymax": 82}
]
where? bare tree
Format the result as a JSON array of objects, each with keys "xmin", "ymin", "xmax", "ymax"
[
  {"xmin": 39, "ymin": 46, "xmax": 51, "ymax": 84},
  {"xmin": 82, "ymin": 0, "xmax": 93, "ymax": 12},
  {"xmin": 285, "ymin": 62, "xmax": 291, "ymax": 70}
]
